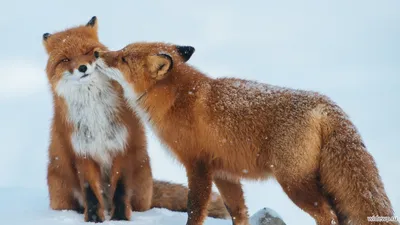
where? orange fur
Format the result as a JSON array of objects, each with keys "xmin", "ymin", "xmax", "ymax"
[
  {"xmin": 96, "ymin": 42, "xmax": 397, "ymax": 225},
  {"xmin": 43, "ymin": 17, "xmax": 229, "ymax": 222}
]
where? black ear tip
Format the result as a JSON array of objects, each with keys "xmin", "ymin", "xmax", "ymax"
[
  {"xmin": 43, "ymin": 33, "xmax": 51, "ymax": 40},
  {"xmin": 176, "ymin": 45, "xmax": 195, "ymax": 62},
  {"xmin": 86, "ymin": 16, "xmax": 97, "ymax": 27},
  {"xmin": 190, "ymin": 46, "xmax": 195, "ymax": 52}
]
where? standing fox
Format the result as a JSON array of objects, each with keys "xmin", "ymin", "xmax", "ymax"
[
  {"xmin": 95, "ymin": 42, "xmax": 397, "ymax": 225},
  {"xmin": 42, "ymin": 17, "xmax": 229, "ymax": 222}
]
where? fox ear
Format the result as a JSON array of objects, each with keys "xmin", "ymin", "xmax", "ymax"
[
  {"xmin": 86, "ymin": 16, "xmax": 97, "ymax": 28},
  {"xmin": 176, "ymin": 45, "xmax": 195, "ymax": 62},
  {"xmin": 147, "ymin": 54, "xmax": 173, "ymax": 80},
  {"xmin": 43, "ymin": 33, "xmax": 51, "ymax": 41}
]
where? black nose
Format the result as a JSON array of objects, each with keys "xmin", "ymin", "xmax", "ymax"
[
  {"xmin": 94, "ymin": 51, "xmax": 99, "ymax": 59},
  {"xmin": 78, "ymin": 65, "xmax": 88, "ymax": 73}
]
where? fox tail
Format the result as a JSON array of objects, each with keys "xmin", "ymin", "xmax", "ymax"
[{"xmin": 152, "ymin": 180, "xmax": 230, "ymax": 219}]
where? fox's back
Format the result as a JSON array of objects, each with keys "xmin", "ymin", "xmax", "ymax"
[
  {"xmin": 206, "ymin": 78, "xmax": 330, "ymax": 131},
  {"xmin": 196, "ymin": 77, "xmax": 342, "ymax": 172}
]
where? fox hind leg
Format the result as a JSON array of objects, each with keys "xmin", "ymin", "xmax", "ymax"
[
  {"xmin": 129, "ymin": 162, "xmax": 153, "ymax": 212},
  {"xmin": 275, "ymin": 171, "xmax": 339, "ymax": 225},
  {"xmin": 47, "ymin": 162, "xmax": 82, "ymax": 213},
  {"xmin": 48, "ymin": 176, "xmax": 81, "ymax": 212}
]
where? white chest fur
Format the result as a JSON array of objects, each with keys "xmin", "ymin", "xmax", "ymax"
[{"xmin": 56, "ymin": 73, "xmax": 128, "ymax": 167}]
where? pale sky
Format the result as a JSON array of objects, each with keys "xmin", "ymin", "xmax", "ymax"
[{"xmin": 0, "ymin": 0, "xmax": 399, "ymax": 224}]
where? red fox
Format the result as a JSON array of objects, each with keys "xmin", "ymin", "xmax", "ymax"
[
  {"xmin": 42, "ymin": 17, "xmax": 229, "ymax": 222},
  {"xmin": 95, "ymin": 42, "xmax": 397, "ymax": 225}
]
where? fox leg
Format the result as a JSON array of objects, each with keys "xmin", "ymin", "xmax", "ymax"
[
  {"xmin": 185, "ymin": 161, "xmax": 213, "ymax": 225},
  {"xmin": 129, "ymin": 157, "xmax": 153, "ymax": 212},
  {"xmin": 47, "ymin": 171, "xmax": 81, "ymax": 212},
  {"xmin": 109, "ymin": 175, "xmax": 132, "ymax": 221},
  {"xmin": 213, "ymin": 178, "xmax": 250, "ymax": 225},
  {"xmin": 109, "ymin": 155, "xmax": 133, "ymax": 221},
  {"xmin": 275, "ymin": 171, "xmax": 338, "ymax": 225},
  {"xmin": 76, "ymin": 158, "xmax": 105, "ymax": 223},
  {"xmin": 47, "ymin": 153, "xmax": 82, "ymax": 213}
]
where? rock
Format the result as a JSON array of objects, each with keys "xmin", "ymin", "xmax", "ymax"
[{"xmin": 249, "ymin": 207, "xmax": 286, "ymax": 225}]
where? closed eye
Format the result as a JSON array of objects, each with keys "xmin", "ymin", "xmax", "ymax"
[
  {"xmin": 60, "ymin": 58, "xmax": 70, "ymax": 63},
  {"xmin": 85, "ymin": 48, "xmax": 94, "ymax": 55}
]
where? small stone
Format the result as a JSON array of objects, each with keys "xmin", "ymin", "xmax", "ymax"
[{"xmin": 250, "ymin": 207, "xmax": 286, "ymax": 225}]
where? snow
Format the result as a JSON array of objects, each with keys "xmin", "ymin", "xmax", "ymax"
[
  {"xmin": 0, "ymin": 187, "xmax": 281, "ymax": 225},
  {"xmin": 0, "ymin": 187, "xmax": 204, "ymax": 225}
]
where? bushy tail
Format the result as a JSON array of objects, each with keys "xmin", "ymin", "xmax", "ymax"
[
  {"xmin": 151, "ymin": 180, "xmax": 230, "ymax": 219},
  {"xmin": 319, "ymin": 119, "xmax": 397, "ymax": 225}
]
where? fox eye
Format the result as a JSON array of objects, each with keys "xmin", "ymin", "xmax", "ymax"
[
  {"xmin": 61, "ymin": 58, "xmax": 70, "ymax": 63},
  {"xmin": 122, "ymin": 57, "xmax": 127, "ymax": 63}
]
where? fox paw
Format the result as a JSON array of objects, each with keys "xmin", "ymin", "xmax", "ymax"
[
  {"xmin": 110, "ymin": 209, "xmax": 129, "ymax": 221},
  {"xmin": 110, "ymin": 200, "xmax": 131, "ymax": 220},
  {"xmin": 86, "ymin": 211, "xmax": 104, "ymax": 223}
]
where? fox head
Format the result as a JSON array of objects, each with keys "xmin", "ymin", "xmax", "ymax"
[
  {"xmin": 95, "ymin": 42, "xmax": 195, "ymax": 98},
  {"xmin": 42, "ymin": 16, "xmax": 107, "ymax": 95}
]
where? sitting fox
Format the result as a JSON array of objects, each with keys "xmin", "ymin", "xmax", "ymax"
[
  {"xmin": 42, "ymin": 17, "xmax": 228, "ymax": 222},
  {"xmin": 94, "ymin": 42, "xmax": 397, "ymax": 225}
]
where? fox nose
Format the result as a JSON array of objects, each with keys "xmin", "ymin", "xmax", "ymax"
[{"xmin": 78, "ymin": 65, "xmax": 88, "ymax": 73}]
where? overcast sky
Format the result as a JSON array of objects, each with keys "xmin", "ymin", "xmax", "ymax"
[{"xmin": 0, "ymin": 0, "xmax": 399, "ymax": 224}]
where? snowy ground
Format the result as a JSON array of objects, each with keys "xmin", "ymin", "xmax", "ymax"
[
  {"xmin": 0, "ymin": 187, "xmax": 284, "ymax": 225},
  {"xmin": 0, "ymin": 187, "xmax": 228, "ymax": 225}
]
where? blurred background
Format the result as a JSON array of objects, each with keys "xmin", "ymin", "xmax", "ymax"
[{"xmin": 0, "ymin": 0, "xmax": 399, "ymax": 224}]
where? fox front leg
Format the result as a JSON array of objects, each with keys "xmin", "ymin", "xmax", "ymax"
[
  {"xmin": 76, "ymin": 158, "xmax": 105, "ymax": 222},
  {"xmin": 185, "ymin": 161, "xmax": 213, "ymax": 225}
]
